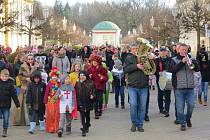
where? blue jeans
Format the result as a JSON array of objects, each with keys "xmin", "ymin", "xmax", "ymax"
[
  {"xmin": 128, "ymin": 87, "xmax": 148, "ymax": 128},
  {"xmin": 175, "ymin": 89, "xmax": 194, "ymax": 125},
  {"xmin": 0, "ymin": 108, "xmax": 10, "ymax": 129},
  {"xmin": 200, "ymin": 82, "xmax": 208, "ymax": 102},
  {"xmin": 114, "ymin": 86, "xmax": 125, "ymax": 106},
  {"xmin": 30, "ymin": 110, "xmax": 44, "ymax": 122}
]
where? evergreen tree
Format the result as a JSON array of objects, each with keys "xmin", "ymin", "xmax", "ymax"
[
  {"xmin": 53, "ymin": 0, "xmax": 64, "ymax": 17},
  {"xmin": 64, "ymin": 2, "xmax": 71, "ymax": 20}
]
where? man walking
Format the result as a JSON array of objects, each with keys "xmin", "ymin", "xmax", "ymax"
[
  {"xmin": 169, "ymin": 43, "xmax": 199, "ymax": 131},
  {"xmin": 124, "ymin": 43, "xmax": 149, "ymax": 132}
]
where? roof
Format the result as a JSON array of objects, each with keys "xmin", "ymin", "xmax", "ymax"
[{"xmin": 92, "ymin": 21, "xmax": 121, "ymax": 31}]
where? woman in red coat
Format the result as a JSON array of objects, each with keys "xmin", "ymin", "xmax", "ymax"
[{"xmin": 87, "ymin": 55, "xmax": 108, "ymax": 119}]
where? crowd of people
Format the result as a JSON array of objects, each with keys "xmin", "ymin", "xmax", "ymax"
[{"xmin": 0, "ymin": 42, "xmax": 209, "ymax": 137}]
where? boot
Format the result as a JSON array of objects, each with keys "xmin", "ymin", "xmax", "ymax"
[
  {"xmin": 39, "ymin": 121, "xmax": 45, "ymax": 131},
  {"xmin": 2, "ymin": 129, "xmax": 7, "ymax": 137},
  {"xmin": 86, "ymin": 124, "xmax": 91, "ymax": 133},
  {"xmin": 28, "ymin": 122, "xmax": 36, "ymax": 134},
  {"xmin": 80, "ymin": 128, "xmax": 86, "ymax": 137},
  {"xmin": 57, "ymin": 128, "xmax": 63, "ymax": 137}
]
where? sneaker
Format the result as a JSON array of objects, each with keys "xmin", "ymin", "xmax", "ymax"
[
  {"xmin": 130, "ymin": 124, "xmax": 136, "ymax": 132},
  {"xmin": 186, "ymin": 120, "xmax": 192, "ymax": 128},
  {"xmin": 115, "ymin": 105, "xmax": 119, "ymax": 108},
  {"xmin": 2, "ymin": 129, "xmax": 7, "ymax": 137},
  {"xmin": 137, "ymin": 127, "xmax": 144, "ymax": 132},
  {"xmin": 121, "ymin": 105, "xmax": 125, "ymax": 109},
  {"xmin": 57, "ymin": 129, "xmax": 63, "ymax": 137},
  {"xmin": 203, "ymin": 101, "xmax": 208, "ymax": 106},
  {"xmin": 180, "ymin": 125, "xmax": 186, "ymax": 131},
  {"xmin": 144, "ymin": 116, "xmax": 150, "ymax": 122},
  {"xmin": 164, "ymin": 111, "xmax": 170, "ymax": 117},
  {"xmin": 174, "ymin": 120, "xmax": 180, "ymax": 125}
]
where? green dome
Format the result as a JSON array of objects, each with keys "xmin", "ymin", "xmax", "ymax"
[{"xmin": 92, "ymin": 21, "xmax": 120, "ymax": 31}]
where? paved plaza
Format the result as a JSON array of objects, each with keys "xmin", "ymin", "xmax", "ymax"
[{"xmin": 1, "ymin": 89, "xmax": 210, "ymax": 140}]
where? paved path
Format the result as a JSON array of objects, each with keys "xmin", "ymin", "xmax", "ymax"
[{"xmin": 1, "ymin": 89, "xmax": 210, "ymax": 140}]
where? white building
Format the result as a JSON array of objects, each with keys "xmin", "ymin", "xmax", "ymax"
[
  {"xmin": 0, "ymin": 0, "xmax": 42, "ymax": 51},
  {"xmin": 92, "ymin": 21, "xmax": 121, "ymax": 47}
]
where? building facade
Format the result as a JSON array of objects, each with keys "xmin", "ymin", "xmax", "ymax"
[
  {"xmin": 92, "ymin": 21, "xmax": 121, "ymax": 47},
  {"xmin": 0, "ymin": 0, "xmax": 42, "ymax": 51}
]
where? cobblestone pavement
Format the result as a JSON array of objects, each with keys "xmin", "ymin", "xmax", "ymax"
[{"xmin": 1, "ymin": 89, "xmax": 210, "ymax": 140}]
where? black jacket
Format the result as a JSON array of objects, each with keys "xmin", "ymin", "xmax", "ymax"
[
  {"xmin": 123, "ymin": 53, "xmax": 149, "ymax": 88},
  {"xmin": 26, "ymin": 82, "xmax": 46, "ymax": 114},
  {"xmin": 105, "ymin": 50, "xmax": 114, "ymax": 71},
  {"xmin": 121, "ymin": 52, "xmax": 128, "ymax": 64},
  {"xmin": 26, "ymin": 72, "xmax": 46, "ymax": 114},
  {"xmin": 155, "ymin": 57, "xmax": 172, "ymax": 80},
  {"xmin": 197, "ymin": 52, "xmax": 210, "ymax": 82},
  {"xmin": 76, "ymin": 79, "xmax": 95, "ymax": 112},
  {"xmin": 14, "ymin": 60, "xmax": 23, "ymax": 77},
  {"xmin": 0, "ymin": 79, "xmax": 20, "ymax": 108}
]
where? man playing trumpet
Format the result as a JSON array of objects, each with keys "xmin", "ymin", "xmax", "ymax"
[{"xmin": 169, "ymin": 43, "xmax": 199, "ymax": 131}]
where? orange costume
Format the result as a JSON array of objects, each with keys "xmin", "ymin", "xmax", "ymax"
[
  {"xmin": 43, "ymin": 67, "xmax": 60, "ymax": 133},
  {"xmin": 69, "ymin": 72, "xmax": 79, "ymax": 119}
]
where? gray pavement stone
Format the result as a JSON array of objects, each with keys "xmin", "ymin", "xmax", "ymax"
[{"xmin": 0, "ymin": 89, "xmax": 210, "ymax": 140}]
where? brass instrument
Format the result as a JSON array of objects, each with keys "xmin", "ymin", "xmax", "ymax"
[
  {"xmin": 136, "ymin": 38, "xmax": 156, "ymax": 75},
  {"xmin": 185, "ymin": 54, "xmax": 195, "ymax": 70}
]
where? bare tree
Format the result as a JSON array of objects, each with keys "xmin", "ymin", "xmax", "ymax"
[{"xmin": 176, "ymin": 0, "xmax": 210, "ymax": 51}]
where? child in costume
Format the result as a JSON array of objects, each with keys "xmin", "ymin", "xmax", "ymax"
[
  {"xmin": 69, "ymin": 61, "xmax": 82, "ymax": 119},
  {"xmin": 26, "ymin": 70, "xmax": 46, "ymax": 134},
  {"xmin": 76, "ymin": 71, "xmax": 95, "ymax": 137},
  {"xmin": 52, "ymin": 77, "xmax": 74, "ymax": 137},
  {"xmin": 43, "ymin": 66, "xmax": 60, "ymax": 133}
]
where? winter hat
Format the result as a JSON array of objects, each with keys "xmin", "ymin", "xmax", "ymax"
[
  {"xmin": 114, "ymin": 59, "xmax": 122, "ymax": 66},
  {"xmin": 50, "ymin": 66, "xmax": 60, "ymax": 77},
  {"xmin": 90, "ymin": 55, "xmax": 102, "ymax": 64},
  {"xmin": 79, "ymin": 70, "xmax": 89, "ymax": 78}
]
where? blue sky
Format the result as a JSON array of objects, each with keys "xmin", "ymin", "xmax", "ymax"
[{"xmin": 39, "ymin": 0, "xmax": 176, "ymax": 7}]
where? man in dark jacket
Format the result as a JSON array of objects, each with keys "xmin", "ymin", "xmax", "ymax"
[
  {"xmin": 169, "ymin": 43, "xmax": 199, "ymax": 131},
  {"xmin": 0, "ymin": 69, "xmax": 20, "ymax": 137},
  {"xmin": 155, "ymin": 47, "xmax": 172, "ymax": 117},
  {"xmin": 105, "ymin": 45, "xmax": 114, "ymax": 71},
  {"xmin": 196, "ymin": 47, "xmax": 210, "ymax": 106},
  {"xmin": 124, "ymin": 43, "xmax": 149, "ymax": 132}
]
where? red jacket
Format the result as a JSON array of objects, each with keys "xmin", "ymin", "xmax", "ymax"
[{"xmin": 88, "ymin": 65, "xmax": 108, "ymax": 91}]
